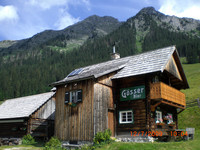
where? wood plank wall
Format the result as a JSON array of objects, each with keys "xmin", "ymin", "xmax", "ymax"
[
  {"xmin": 55, "ymin": 79, "xmax": 94, "ymax": 141},
  {"xmin": 28, "ymin": 118, "xmax": 54, "ymax": 138},
  {"xmin": 93, "ymin": 73, "xmax": 115, "ymax": 136},
  {"xmin": 31, "ymin": 97, "xmax": 55, "ymax": 120}
]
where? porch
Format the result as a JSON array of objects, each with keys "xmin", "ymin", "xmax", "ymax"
[{"xmin": 150, "ymin": 82, "xmax": 186, "ymax": 109}]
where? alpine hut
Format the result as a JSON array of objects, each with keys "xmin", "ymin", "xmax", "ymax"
[
  {"xmin": 0, "ymin": 92, "xmax": 55, "ymax": 139},
  {"xmin": 51, "ymin": 46, "xmax": 189, "ymax": 143}
]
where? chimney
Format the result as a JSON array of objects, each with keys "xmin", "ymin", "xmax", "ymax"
[{"xmin": 111, "ymin": 43, "xmax": 120, "ymax": 60}]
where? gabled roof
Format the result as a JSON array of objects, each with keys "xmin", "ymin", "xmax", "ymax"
[
  {"xmin": 0, "ymin": 92, "xmax": 55, "ymax": 120},
  {"xmin": 52, "ymin": 46, "xmax": 189, "ymax": 89},
  {"xmin": 112, "ymin": 46, "xmax": 174, "ymax": 79}
]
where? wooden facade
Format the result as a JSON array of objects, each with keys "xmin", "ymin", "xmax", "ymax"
[
  {"xmin": 53, "ymin": 46, "xmax": 189, "ymax": 142},
  {"xmin": 55, "ymin": 79, "xmax": 94, "ymax": 141},
  {"xmin": 28, "ymin": 97, "xmax": 55, "ymax": 138}
]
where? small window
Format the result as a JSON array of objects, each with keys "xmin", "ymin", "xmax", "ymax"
[
  {"xmin": 155, "ymin": 111, "xmax": 162, "ymax": 123},
  {"xmin": 65, "ymin": 90, "xmax": 82, "ymax": 104},
  {"xmin": 119, "ymin": 110, "xmax": 134, "ymax": 124}
]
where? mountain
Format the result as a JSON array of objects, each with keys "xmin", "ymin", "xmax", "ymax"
[
  {"xmin": 0, "ymin": 7, "xmax": 200, "ymax": 101},
  {"xmin": 0, "ymin": 15, "xmax": 121, "ymax": 55},
  {"xmin": 127, "ymin": 7, "xmax": 200, "ymax": 52}
]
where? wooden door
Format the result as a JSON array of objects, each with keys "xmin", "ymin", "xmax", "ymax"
[{"xmin": 108, "ymin": 110, "xmax": 115, "ymax": 136}]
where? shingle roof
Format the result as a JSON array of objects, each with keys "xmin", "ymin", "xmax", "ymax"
[
  {"xmin": 52, "ymin": 56, "xmax": 129, "ymax": 86},
  {"xmin": 0, "ymin": 92, "xmax": 55, "ymax": 120},
  {"xmin": 52, "ymin": 46, "xmax": 177, "ymax": 85},
  {"xmin": 112, "ymin": 46, "xmax": 175, "ymax": 79}
]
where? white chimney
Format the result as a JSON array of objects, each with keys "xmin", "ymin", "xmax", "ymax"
[{"xmin": 111, "ymin": 43, "xmax": 120, "ymax": 60}]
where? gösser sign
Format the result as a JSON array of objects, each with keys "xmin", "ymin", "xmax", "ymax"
[{"xmin": 120, "ymin": 85, "xmax": 145, "ymax": 101}]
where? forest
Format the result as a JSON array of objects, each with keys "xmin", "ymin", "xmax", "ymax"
[{"xmin": 0, "ymin": 20, "xmax": 199, "ymax": 101}]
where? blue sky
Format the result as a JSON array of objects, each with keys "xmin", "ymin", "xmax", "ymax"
[{"xmin": 0, "ymin": 0, "xmax": 200, "ymax": 41}]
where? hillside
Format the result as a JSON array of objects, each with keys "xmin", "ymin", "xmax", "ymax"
[
  {"xmin": 179, "ymin": 63, "xmax": 200, "ymax": 129},
  {"xmin": 0, "ymin": 7, "xmax": 200, "ymax": 101}
]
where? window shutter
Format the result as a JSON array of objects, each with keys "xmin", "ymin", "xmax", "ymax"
[
  {"xmin": 77, "ymin": 90, "xmax": 82, "ymax": 102},
  {"xmin": 65, "ymin": 92, "xmax": 69, "ymax": 104}
]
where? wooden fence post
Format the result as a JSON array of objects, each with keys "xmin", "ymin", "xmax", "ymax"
[{"xmin": 197, "ymin": 98, "xmax": 200, "ymax": 108}]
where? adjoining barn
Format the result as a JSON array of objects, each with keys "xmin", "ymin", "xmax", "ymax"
[
  {"xmin": 0, "ymin": 92, "xmax": 55, "ymax": 141},
  {"xmin": 51, "ymin": 46, "xmax": 189, "ymax": 144}
]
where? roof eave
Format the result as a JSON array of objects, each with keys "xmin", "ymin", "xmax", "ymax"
[{"xmin": 50, "ymin": 75, "xmax": 95, "ymax": 87}]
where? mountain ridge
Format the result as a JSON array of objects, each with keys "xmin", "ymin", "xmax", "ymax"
[
  {"xmin": 0, "ymin": 15, "xmax": 121, "ymax": 55},
  {"xmin": 0, "ymin": 7, "xmax": 199, "ymax": 101}
]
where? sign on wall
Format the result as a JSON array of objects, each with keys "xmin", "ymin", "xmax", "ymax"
[{"xmin": 120, "ymin": 85, "xmax": 146, "ymax": 101}]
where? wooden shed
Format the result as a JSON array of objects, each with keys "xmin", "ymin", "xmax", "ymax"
[
  {"xmin": 0, "ymin": 92, "xmax": 55, "ymax": 139},
  {"xmin": 51, "ymin": 46, "xmax": 189, "ymax": 143}
]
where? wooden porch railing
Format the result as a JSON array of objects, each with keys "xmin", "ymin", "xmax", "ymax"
[{"xmin": 150, "ymin": 82, "xmax": 186, "ymax": 107}]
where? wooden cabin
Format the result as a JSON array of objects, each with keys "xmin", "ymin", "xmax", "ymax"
[
  {"xmin": 0, "ymin": 92, "xmax": 55, "ymax": 139},
  {"xmin": 52, "ymin": 46, "xmax": 189, "ymax": 143}
]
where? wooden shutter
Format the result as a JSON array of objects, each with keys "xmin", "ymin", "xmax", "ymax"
[
  {"xmin": 77, "ymin": 90, "xmax": 82, "ymax": 102},
  {"xmin": 65, "ymin": 92, "xmax": 69, "ymax": 104}
]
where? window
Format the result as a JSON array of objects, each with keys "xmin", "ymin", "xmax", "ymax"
[
  {"xmin": 119, "ymin": 110, "xmax": 134, "ymax": 124},
  {"xmin": 65, "ymin": 90, "xmax": 82, "ymax": 104},
  {"xmin": 155, "ymin": 111, "xmax": 162, "ymax": 123},
  {"xmin": 166, "ymin": 113, "xmax": 173, "ymax": 124}
]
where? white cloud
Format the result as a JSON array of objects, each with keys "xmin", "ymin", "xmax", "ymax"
[
  {"xmin": 29, "ymin": 0, "xmax": 90, "ymax": 10},
  {"xmin": 0, "ymin": 5, "xmax": 18, "ymax": 22},
  {"xmin": 0, "ymin": 0, "xmax": 91, "ymax": 40},
  {"xmin": 55, "ymin": 10, "xmax": 80, "ymax": 30},
  {"xmin": 29, "ymin": 0, "xmax": 69, "ymax": 10},
  {"xmin": 159, "ymin": 0, "xmax": 200, "ymax": 20}
]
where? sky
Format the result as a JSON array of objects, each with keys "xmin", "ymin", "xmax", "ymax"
[{"xmin": 0, "ymin": 0, "xmax": 200, "ymax": 41}]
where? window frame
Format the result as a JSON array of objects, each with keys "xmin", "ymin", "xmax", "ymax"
[
  {"xmin": 119, "ymin": 110, "xmax": 134, "ymax": 124},
  {"xmin": 155, "ymin": 110, "xmax": 163, "ymax": 123},
  {"xmin": 65, "ymin": 89, "xmax": 82, "ymax": 104}
]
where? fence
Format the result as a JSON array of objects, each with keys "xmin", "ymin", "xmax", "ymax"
[{"xmin": 186, "ymin": 98, "xmax": 200, "ymax": 108}]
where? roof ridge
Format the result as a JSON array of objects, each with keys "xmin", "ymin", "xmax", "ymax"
[
  {"xmin": 2, "ymin": 92, "xmax": 54, "ymax": 102},
  {"xmin": 69, "ymin": 45, "xmax": 176, "ymax": 71}
]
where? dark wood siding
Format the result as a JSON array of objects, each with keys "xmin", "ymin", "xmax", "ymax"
[
  {"xmin": 55, "ymin": 79, "xmax": 94, "ymax": 141},
  {"xmin": 0, "ymin": 119, "xmax": 27, "ymax": 138},
  {"xmin": 114, "ymin": 76, "xmax": 148, "ymax": 134}
]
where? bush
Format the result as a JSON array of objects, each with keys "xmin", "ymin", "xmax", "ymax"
[
  {"xmin": 44, "ymin": 137, "xmax": 63, "ymax": 150},
  {"xmin": 22, "ymin": 134, "xmax": 35, "ymax": 145},
  {"xmin": 93, "ymin": 129, "xmax": 112, "ymax": 145}
]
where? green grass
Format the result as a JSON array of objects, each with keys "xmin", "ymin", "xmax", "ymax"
[
  {"xmin": 0, "ymin": 144, "xmax": 43, "ymax": 150},
  {"xmin": 181, "ymin": 63, "xmax": 200, "ymax": 101},
  {"xmin": 178, "ymin": 63, "xmax": 200, "ymax": 129}
]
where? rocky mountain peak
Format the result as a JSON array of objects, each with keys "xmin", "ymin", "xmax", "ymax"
[
  {"xmin": 139, "ymin": 7, "xmax": 156, "ymax": 14},
  {"xmin": 83, "ymin": 15, "xmax": 119, "ymax": 24}
]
